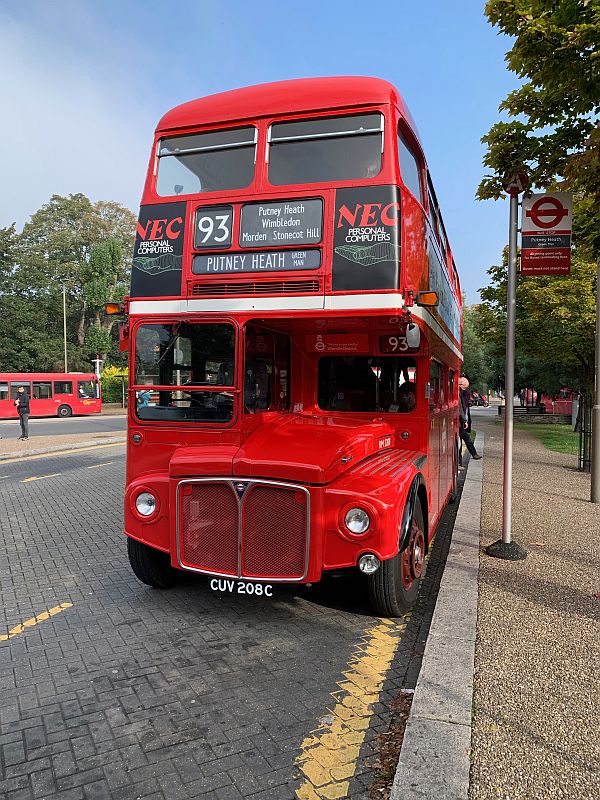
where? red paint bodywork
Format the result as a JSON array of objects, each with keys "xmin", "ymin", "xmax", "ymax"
[
  {"xmin": 124, "ymin": 77, "xmax": 463, "ymax": 585},
  {"xmin": 0, "ymin": 372, "xmax": 101, "ymax": 419}
]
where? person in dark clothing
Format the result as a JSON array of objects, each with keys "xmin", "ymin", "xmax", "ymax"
[
  {"xmin": 459, "ymin": 376, "xmax": 480, "ymax": 462},
  {"xmin": 15, "ymin": 386, "xmax": 30, "ymax": 440}
]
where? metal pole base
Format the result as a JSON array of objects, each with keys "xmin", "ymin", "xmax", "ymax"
[{"xmin": 485, "ymin": 540, "xmax": 528, "ymax": 560}]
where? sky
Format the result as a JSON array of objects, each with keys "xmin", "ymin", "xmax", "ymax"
[{"xmin": 0, "ymin": 1, "xmax": 519, "ymax": 303}]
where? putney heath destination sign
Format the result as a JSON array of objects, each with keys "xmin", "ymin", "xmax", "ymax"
[{"xmin": 240, "ymin": 199, "xmax": 323, "ymax": 247}]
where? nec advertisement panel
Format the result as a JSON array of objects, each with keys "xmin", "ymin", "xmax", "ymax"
[
  {"xmin": 131, "ymin": 203, "xmax": 186, "ymax": 297},
  {"xmin": 332, "ymin": 186, "xmax": 401, "ymax": 292}
]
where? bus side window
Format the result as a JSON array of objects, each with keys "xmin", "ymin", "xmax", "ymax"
[
  {"xmin": 10, "ymin": 382, "xmax": 30, "ymax": 399},
  {"xmin": 33, "ymin": 381, "xmax": 52, "ymax": 399},
  {"xmin": 429, "ymin": 362, "xmax": 441, "ymax": 411},
  {"xmin": 54, "ymin": 381, "xmax": 73, "ymax": 395},
  {"xmin": 0, "ymin": 383, "xmax": 8, "ymax": 401},
  {"xmin": 397, "ymin": 127, "xmax": 424, "ymax": 205}
]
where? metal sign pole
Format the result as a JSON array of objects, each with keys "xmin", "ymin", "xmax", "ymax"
[
  {"xmin": 503, "ymin": 191, "xmax": 518, "ymax": 542},
  {"xmin": 486, "ymin": 183, "xmax": 527, "ymax": 560}
]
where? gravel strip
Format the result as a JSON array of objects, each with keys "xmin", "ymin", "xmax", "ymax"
[{"xmin": 470, "ymin": 417, "xmax": 600, "ymax": 800}]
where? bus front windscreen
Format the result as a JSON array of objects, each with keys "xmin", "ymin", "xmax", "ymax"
[
  {"xmin": 268, "ymin": 112, "xmax": 384, "ymax": 185},
  {"xmin": 134, "ymin": 322, "xmax": 236, "ymax": 423},
  {"xmin": 156, "ymin": 126, "xmax": 257, "ymax": 197}
]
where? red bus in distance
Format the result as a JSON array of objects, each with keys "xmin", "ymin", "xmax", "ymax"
[
  {"xmin": 0, "ymin": 373, "xmax": 101, "ymax": 419},
  {"xmin": 117, "ymin": 77, "xmax": 463, "ymax": 616}
]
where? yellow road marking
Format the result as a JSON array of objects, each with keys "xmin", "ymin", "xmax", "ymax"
[
  {"xmin": 295, "ymin": 616, "xmax": 408, "ymax": 799},
  {"xmin": 21, "ymin": 473, "xmax": 61, "ymax": 483},
  {"xmin": 0, "ymin": 441, "xmax": 124, "ymax": 465},
  {"xmin": 0, "ymin": 603, "xmax": 73, "ymax": 641},
  {"xmin": 86, "ymin": 461, "xmax": 114, "ymax": 469}
]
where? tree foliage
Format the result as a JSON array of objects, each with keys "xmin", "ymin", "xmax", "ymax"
[
  {"xmin": 478, "ymin": 0, "xmax": 600, "ymax": 210},
  {"xmin": 0, "ymin": 194, "xmax": 135, "ymax": 372},
  {"xmin": 478, "ymin": 245, "xmax": 597, "ymax": 393},
  {"xmin": 462, "ymin": 305, "xmax": 495, "ymax": 391}
]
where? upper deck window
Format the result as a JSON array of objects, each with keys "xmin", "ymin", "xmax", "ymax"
[
  {"xmin": 268, "ymin": 113, "xmax": 383, "ymax": 186},
  {"xmin": 156, "ymin": 126, "xmax": 257, "ymax": 197},
  {"xmin": 397, "ymin": 129, "xmax": 423, "ymax": 204}
]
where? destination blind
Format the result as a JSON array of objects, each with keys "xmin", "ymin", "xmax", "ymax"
[{"xmin": 239, "ymin": 200, "xmax": 323, "ymax": 247}]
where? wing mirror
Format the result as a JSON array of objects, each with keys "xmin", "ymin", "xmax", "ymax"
[{"xmin": 415, "ymin": 291, "xmax": 439, "ymax": 307}]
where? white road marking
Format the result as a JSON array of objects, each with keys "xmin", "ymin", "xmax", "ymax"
[{"xmin": 86, "ymin": 462, "xmax": 114, "ymax": 469}]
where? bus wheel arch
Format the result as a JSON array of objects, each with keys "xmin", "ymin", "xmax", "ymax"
[
  {"xmin": 57, "ymin": 404, "xmax": 72, "ymax": 417},
  {"xmin": 127, "ymin": 537, "xmax": 179, "ymax": 589},
  {"xmin": 367, "ymin": 476, "xmax": 427, "ymax": 617}
]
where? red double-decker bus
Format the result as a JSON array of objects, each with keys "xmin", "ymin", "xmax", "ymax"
[
  {"xmin": 116, "ymin": 77, "xmax": 462, "ymax": 616},
  {"xmin": 0, "ymin": 372, "xmax": 101, "ymax": 418}
]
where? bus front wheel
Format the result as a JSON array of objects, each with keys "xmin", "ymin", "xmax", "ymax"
[
  {"xmin": 127, "ymin": 537, "xmax": 179, "ymax": 589},
  {"xmin": 368, "ymin": 502, "xmax": 425, "ymax": 617},
  {"xmin": 57, "ymin": 404, "xmax": 72, "ymax": 417}
]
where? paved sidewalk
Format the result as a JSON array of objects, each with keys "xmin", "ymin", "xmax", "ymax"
[
  {"xmin": 0, "ymin": 434, "xmax": 125, "ymax": 460},
  {"xmin": 472, "ymin": 416, "xmax": 599, "ymax": 800},
  {"xmin": 391, "ymin": 415, "xmax": 599, "ymax": 800}
]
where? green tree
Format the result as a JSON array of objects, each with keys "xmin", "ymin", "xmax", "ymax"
[
  {"xmin": 479, "ymin": 247, "xmax": 596, "ymax": 392},
  {"xmin": 0, "ymin": 194, "xmax": 136, "ymax": 372},
  {"xmin": 478, "ymin": 0, "xmax": 600, "ymax": 205},
  {"xmin": 462, "ymin": 305, "xmax": 494, "ymax": 391}
]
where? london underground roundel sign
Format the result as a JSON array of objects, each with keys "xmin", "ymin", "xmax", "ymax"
[
  {"xmin": 521, "ymin": 192, "xmax": 572, "ymax": 276},
  {"xmin": 522, "ymin": 192, "xmax": 572, "ymax": 234}
]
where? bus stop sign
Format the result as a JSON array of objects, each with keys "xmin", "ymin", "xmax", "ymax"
[{"xmin": 521, "ymin": 192, "xmax": 572, "ymax": 275}]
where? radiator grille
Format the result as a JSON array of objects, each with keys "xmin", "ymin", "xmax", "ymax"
[
  {"xmin": 177, "ymin": 480, "xmax": 309, "ymax": 580},
  {"xmin": 179, "ymin": 483, "xmax": 238, "ymax": 575},
  {"xmin": 242, "ymin": 485, "xmax": 308, "ymax": 579},
  {"xmin": 190, "ymin": 279, "xmax": 321, "ymax": 296}
]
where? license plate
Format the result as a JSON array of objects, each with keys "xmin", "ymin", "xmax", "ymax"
[{"xmin": 209, "ymin": 578, "xmax": 273, "ymax": 597}]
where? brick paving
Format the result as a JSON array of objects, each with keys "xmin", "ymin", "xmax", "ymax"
[{"xmin": 0, "ymin": 450, "xmax": 463, "ymax": 799}]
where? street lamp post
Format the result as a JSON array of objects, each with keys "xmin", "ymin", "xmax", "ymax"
[{"xmin": 62, "ymin": 284, "xmax": 68, "ymax": 373}]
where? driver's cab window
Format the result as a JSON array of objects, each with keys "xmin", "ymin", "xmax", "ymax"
[
  {"xmin": 134, "ymin": 322, "xmax": 236, "ymax": 423},
  {"xmin": 244, "ymin": 325, "xmax": 290, "ymax": 413}
]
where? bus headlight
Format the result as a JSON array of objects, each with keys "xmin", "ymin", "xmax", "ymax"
[
  {"xmin": 344, "ymin": 507, "xmax": 370, "ymax": 534},
  {"xmin": 135, "ymin": 491, "xmax": 157, "ymax": 517}
]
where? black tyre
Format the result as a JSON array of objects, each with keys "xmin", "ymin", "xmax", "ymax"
[
  {"xmin": 449, "ymin": 441, "xmax": 459, "ymax": 503},
  {"xmin": 127, "ymin": 537, "xmax": 179, "ymax": 589},
  {"xmin": 368, "ymin": 502, "xmax": 426, "ymax": 617},
  {"xmin": 57, "ymin": 404, "xmax": 72, "ymax": 418}
]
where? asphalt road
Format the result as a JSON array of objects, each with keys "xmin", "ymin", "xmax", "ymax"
[
  {"xmin": 0, "ymin": 445, "xmax": 467, "ymax": 800},
  {"xmin": 0, "ymin": 414, "xmax": 127, "ymax": 438}
]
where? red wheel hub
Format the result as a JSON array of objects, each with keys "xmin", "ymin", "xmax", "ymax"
[{"xmin": 401, "ymin": 519, "xmax": 425, "ymax": 589}]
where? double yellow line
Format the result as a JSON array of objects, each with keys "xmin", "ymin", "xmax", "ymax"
[{"xmin": 0, "ymin": 603, "xmax": 73, "ymax": 642}]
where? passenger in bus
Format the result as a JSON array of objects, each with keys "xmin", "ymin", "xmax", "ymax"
[
  {"xmin": 245, "ymin": 359, "xmax": 270, "ymax": 412},
  {"xmin": 397, "ymin": 383, "xmax": 416, "ymax": 412}
]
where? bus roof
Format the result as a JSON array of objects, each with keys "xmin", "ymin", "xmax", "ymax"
[{"xmin": 157, "ymin": 76, "xmax": 419, "ymax": 140}]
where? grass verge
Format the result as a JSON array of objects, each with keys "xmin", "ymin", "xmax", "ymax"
[{"xmin": 515, "ymin": 423, "xmax": 578, "ymax": 456}]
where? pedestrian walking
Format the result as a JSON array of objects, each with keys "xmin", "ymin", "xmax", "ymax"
[
  {"xmin": 459, "ymin": 375, "xmax": 480, "ymax": 462},
  {"xmin": 15, "ymin": 385, "xmax": 30, "ymax": 440}
]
